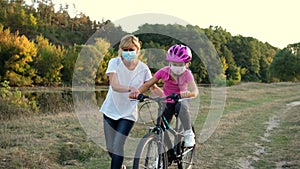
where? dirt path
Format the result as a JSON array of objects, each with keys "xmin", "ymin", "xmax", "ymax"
[{"xmin": 237, "ymin": 101, "xmax": 300, "ymax": 169}]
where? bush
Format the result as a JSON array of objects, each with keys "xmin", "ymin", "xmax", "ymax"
[
  {"xmin": 0, "ymin": 100, "xmax": 31, "ymax": 120},
  {"xmin": 0, "ymin": 81, "xmax": 37, "ymax": 119},
  {"xmin": 213, "ymin": 74, "xmax": 227, "ymax": 87}
]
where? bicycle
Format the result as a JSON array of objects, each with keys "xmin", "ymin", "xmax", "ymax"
[{"xmin": 132, "ymin": 93, "xmax": 196, "ymax": 169}]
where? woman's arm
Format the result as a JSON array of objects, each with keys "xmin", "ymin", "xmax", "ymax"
[{"xmin": 108, "ymin": 72, "xmax": 137, "ymax": 92}]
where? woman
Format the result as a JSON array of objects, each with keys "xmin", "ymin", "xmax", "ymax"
[{"xmin": 100, "ymin": 34, "xmax": 161, "ymax": 169}]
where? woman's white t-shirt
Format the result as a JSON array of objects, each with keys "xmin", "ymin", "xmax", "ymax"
[{"xmin": 100, "ymin": 57, "xmax": 152, "ymax": 121}]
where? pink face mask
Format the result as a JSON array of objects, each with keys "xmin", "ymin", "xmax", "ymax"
[{"xmin": 170, "ymin": 65, "xmax": 186, "ymax": 75}]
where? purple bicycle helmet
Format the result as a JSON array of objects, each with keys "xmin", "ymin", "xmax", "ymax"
[{"xmin": 166, "ymin": 44, "xmax": 192, "ymax": 63}]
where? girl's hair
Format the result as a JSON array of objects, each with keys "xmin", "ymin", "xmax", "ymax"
[{"xmin": 118, "ymin": 35, "xmax": 141, "ymax": 56}]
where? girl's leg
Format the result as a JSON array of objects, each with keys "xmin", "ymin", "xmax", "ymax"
[
  {"xmin": 175, "ymin": 101, "xmax": 192, "ymax": 131},
  {"xmin": 163, "ymin": 103, "xmax": 175, "ymax": 123},
  {"xmin": 175, "ymin": 101, "xmax": 195, "ymax": 147},
  {"xmin": 162, "ymin": 103, "xmax": 177, "ymax": 161}
]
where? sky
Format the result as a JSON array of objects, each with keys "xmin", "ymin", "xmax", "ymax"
[{"xmin": 49, "ymin": 0, "xmax": 299, "ymax": 49}]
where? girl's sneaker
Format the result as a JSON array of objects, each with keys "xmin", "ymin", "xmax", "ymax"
[{"xmin": 184, "ymin": 129, "xmax": 195, "ymax": 147}]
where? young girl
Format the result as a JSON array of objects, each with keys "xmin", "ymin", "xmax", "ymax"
[{"xmin": 132, "ymin": 44, "xmax": 198, "ymax": 147}]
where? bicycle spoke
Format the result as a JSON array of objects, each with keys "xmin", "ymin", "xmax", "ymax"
[
  {"xmin": 180, "ymin": 147, "xmax": 195, "ymax": 169},
  {"xmin": 133, "ymin": 133, "xmax": 168, "ymax": 169}
]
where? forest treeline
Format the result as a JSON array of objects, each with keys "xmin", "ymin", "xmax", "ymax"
[{"xmin": 0, "ymin": 0, "xmax": 299, "ymax": 87}]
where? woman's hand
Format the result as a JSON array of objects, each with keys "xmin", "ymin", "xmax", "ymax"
[{"xmin": 129, "ymin": 86, "xmax": 140, "ymax": 99}]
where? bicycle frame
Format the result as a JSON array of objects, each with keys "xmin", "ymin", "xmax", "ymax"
[
  {"xmin": 142, "ymin": 95, "xmax": 190, "ymax": 164},
  {"xmin": 133, "ymin": 94, "xmax": 195, "ymax": 169},
  {"xmin": 146, "ymin": 96, "xmax": 166, "ymax": 167}
]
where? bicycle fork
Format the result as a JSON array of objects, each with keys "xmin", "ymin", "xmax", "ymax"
[
  {"xmin": 157, "ymin": 130, "xmax": 164, "ymax": 169},
  {"xmin": 155, "ymin": 102, "xmax": 166, "ymax": 169}
]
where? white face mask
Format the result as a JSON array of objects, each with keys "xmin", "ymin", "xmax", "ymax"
[{"xmin": 170, "ymin": 65, "xmax": 186, "ymax": 75}]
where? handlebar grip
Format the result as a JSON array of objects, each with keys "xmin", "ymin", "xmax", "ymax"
[
  {"xmin": 167, "ymin": 93, "xmax": 181, "ymax": 102},
  {"xmin": 137, "ymin": 94, "xmax": 149, "ymax": 102},
  {"xmin": 128, "ymin": 94, "xmax": 149, "ymax": 102}
]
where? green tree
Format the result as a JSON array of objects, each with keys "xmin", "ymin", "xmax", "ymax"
[
  {"xmin": 0, "ymin": 26, "xmax": 37, "ymax": 86},
  {"xmin": 223, "ymin": 46, "xmax": 241, "ymax": 83},
  {"xmin": 135, "ymin": 24, "xmax": 224, "ymax": 83},
  {"xmin": 34, "ymin": 35, "xmax": 64, "ymax": 85},
  {"xmin": 94, "ymin": 38, "xmax": 112, "ymax": 85},
  {"xmin": 269, "ymin": 43, "xmax": 300, "ymax": 82},
  {"xmin": 259, "ymin": 44, "xmax": 276, "ymax": 82},
  {"xmin": 0, "ymin": 0, "xmax": 9, "ymax": 25},
  {"xmin": 228, "ymin": 36, "xmax": 269, "ymax": 82},
  {"xmin": 95, "ymin": 48, "xmax": 116, "ymax": 85},
  {"xmin": 28, "ymin": 13, "xmax": 38, "ymax": 31},
  {"xmin": 61, "ymin": 44, "xmax": 81, "ymax": 84},
  {"xmin": 141, "ymin": 41, "xmax": 168, "ymax": 72},
  {"xmin": 73, "ymin": 38, "xmax": 110, "ymax": 85},
  {"xmin": 203, "ymin": 26, "xmax": 241, "ymax": 84}
]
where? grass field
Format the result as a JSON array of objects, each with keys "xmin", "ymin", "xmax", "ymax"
[{"xmin": 0, "ymin": 82, "xmax": 299, "ymax": 169}]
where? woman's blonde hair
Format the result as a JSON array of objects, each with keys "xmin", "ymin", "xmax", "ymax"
[{"xmin": 118, "ymin": 35, "xmax": 141, "ymax": 56}]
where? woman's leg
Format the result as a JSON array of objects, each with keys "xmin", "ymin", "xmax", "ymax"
[
  {"xmin": 103, "ymin": 115, "xmax": 118, "ymax": 158},
  {"xmin": 103, "ymin": 115, "xmax": 134, "ymax": 169}
]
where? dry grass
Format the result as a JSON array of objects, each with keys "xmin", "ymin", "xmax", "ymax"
[
  {"xmin": 0, "ymin": 113, "xmax": 110, "ymax": 169},
  {"xmin": 195, "ymin": 82, "xmax": 300, "ymax": 169},
  {"xmin": 0, "ymin": 82, "xmax": 299, "ymax": 168}
]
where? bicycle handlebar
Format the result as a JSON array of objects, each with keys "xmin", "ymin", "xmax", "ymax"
[{"xmin": 129, "ymin": 93, "xmax": 195, "ymax": 102}]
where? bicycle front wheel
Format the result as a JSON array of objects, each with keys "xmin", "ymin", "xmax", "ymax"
[
  {"xmin": 178, "ymin": 144, "xmax": 195, "ymax": 169},
  {"xmin": 133, "ymin": 133, "xmax": 168, "ymax": 169}
]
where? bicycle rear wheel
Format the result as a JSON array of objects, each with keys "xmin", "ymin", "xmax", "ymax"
[
  {"xmin": 133, "ymin": 133, "xmax": 168, "ymax": 169},
  {"xmin": 177, "ymin": 127, "xmax": 195, "ymax": 169}
]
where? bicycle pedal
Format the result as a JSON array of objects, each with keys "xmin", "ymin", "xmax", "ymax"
[
  {"xmin": 148, "ymin": 127, "xmax": 154, "ymax": 133},
  {"xmin": 184, "ymin": 146, "xmax": 194, "ymax": 149},
  {"xmin": 167, "ymin": 150, "xmax": 176, "ymax": 161}
]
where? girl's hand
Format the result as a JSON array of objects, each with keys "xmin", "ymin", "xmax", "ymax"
[{"xmin": 180, "ymin": 91, "xmax": 193, "ymax": 98}]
